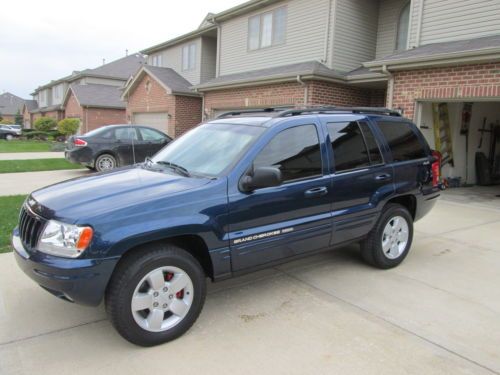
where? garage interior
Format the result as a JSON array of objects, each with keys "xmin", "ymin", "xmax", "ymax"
[{"xmin": 415, "ymin": 100, "xmax": 500, "ymax": 198}]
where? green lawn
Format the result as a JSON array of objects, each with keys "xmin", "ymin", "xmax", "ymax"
[
  {"xmin": 0, "ymin": 140, "xmax": 53, "ymax": 153},
  {"xmin": 0, "ymin": 158, "xmax": 84, "ymax": 173},
  {"xmin": 0, "ymin": 195, "xmax": 26, "ymax": 254}
]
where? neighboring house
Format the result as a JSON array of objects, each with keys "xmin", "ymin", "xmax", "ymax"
[
  {"xmin": 63, "ymin": 84, "xmax": 127, "ymax": 133},
  {"xmin": 27, "ymin": 54, "xmax": 146, "ymax": 128},
  {"xmin": 122, "ymin": 18, "xmax": 217, "ymax": 137},
  {"xmin": 22, "ymin": 100, "xmax": 38, "ymax": 128},
  {"xmin": 131, "ymin": 0, "xmax": 500, "ymax": 185},
  {"xmin": 0, "ymin": 92, "xmax": 25, "ymax": 123}
]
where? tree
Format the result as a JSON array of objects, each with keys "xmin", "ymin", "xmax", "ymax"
[
  {"xmin": 57, "ymin": 118, "xmax": 80, "ymax": 136},
  {"xmin": 34, "ymin": 117, "xmax": 57, "ymax": 132},
  {"xmin": 15, "ymin": 110, "xmax": 23, "ymax": 126}
]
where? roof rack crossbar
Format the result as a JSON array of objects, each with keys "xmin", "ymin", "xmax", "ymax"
[
  {"xmin": 216, "ymin": 108, "xmax": 283, "ymax": 119},
  {"xmin": 276, "ymin": 106, "xmax": 401, "ymax": 117}
]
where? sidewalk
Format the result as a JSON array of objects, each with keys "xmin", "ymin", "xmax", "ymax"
[
  {"xmin": 0, "ymin": 152, "xmax": 64, "ymax": 160},
  {"xmin": 0, "ymin": 169, "xmax": 90, "ymax": 196}
]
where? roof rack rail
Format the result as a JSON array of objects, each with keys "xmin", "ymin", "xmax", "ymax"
[
  {"xmin": 276, "ymin": 106, "xmax": 402, "ymax": 117},
  {"xmin": 216, "ymin": 107, "xmax": 285, "ymax": 119}
]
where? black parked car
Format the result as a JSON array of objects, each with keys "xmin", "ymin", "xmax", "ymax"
[{"xmin": 65, "ymin": 125, "xmax": 172, "ymax": 172}]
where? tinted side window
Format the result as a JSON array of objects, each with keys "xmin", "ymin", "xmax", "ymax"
[
  {"xmin": 114, "ymin": 127, "xmax": 138, "ymax": 141},
  {"xmin": 377, "ymin": 121, "xmax": 426, "ymax": 162},
  {"xmin": 327, "ymin": 121, "xmax": 371, "ymax": 172},
  {"xmin": 359, "ymin": 122, "xmax": 383, "ymax": 165},
  {"xmin": 254, "ymin": 124, "xmax": 322, "ymax": 183}
]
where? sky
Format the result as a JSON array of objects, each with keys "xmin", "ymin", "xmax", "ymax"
[{"xmin": 0, "ymin": 0, "xmax": 244, "ymax": 99}]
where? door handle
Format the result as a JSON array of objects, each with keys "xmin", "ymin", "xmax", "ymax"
[
  {"xmin": 304, "ymin": 186, "xmax": 328, "ymax": 198},
  {"xmin": 375, "ymin": 173, "xmax": 392, "ymax": 181}
]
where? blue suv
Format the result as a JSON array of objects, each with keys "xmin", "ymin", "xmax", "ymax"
[{"xmin": 12, "ymin": 107, "xmax": 441, "ymax": 346}]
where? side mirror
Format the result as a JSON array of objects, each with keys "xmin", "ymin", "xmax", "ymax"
[{"xmin": 240, "ymin": 166, "xmax": 282, "ymax": 192}]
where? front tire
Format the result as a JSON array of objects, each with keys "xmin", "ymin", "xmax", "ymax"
[
  {"xmin": 6, "ymin": 134, "xmax": 14, "ymax": 141},
  {"xmin": 361, "ymin": 203, "xmax": 413, "ymax": 269},
  {"xmin": 105, "ymin": 244, "xmax": 207, "ymax": 347}
]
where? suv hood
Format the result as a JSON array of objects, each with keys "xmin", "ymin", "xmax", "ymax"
[{"xmin": 30, "ymin": 166, "xmax": 212, "ymax": 222}]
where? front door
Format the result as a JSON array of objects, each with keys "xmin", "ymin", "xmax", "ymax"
[
  {"xmin": 324, "ymin": 119, "xmax": 395, "ymax": 245},
  {"xmin": 228, "ymin": 123, "xmax": 332, "ymax": 271},
  {"xmin": 135, "ymin": 127, "xmax": 171, "ymax": 162}
]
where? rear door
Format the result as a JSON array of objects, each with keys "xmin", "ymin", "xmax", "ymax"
[
  {"xmin": 113, "ymin": 127, "xmax": 139, "ymax": 165},
  {"xmin": 228, "ymin": 121, "xmax": 332, "ymax": 271},
  {"xmin": 324, "ymin": 118, "xmax": 395, "ymax": 245},
  {"xmin": 374, "ymin": 120, "xmax": 432, "ymax": 197}
]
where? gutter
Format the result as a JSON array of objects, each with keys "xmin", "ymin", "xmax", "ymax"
[
  {"xmin": 140, "ymin": 26, "xmax": 217, "ymax": 55},
  {"xmin": 364, "ymin": 46, "xmax": 500, "ymax": 71}
]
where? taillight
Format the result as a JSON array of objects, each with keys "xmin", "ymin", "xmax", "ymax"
[
  {"xmin": 431, "ymin": 150, "xmax": 442, "ymax": 187},
  {"xmin": 74, "ymin": 138, "xmax": 87, "ymax": 147}
]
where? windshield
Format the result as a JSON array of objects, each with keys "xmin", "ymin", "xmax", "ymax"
[{"xmin": 151, "ymin": 123, "xmax": 265, "ymax": 177}]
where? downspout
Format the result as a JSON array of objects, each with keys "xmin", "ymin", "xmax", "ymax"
[
  {"xmin": 297, "ymin": 75, "xmax": 308, "ymax": 106},
  {"xmin": 382, "ymin": 65, "xmax": 394, "ymax": 109},
  {"xmin": 211, "ymin": 17, "xmax": 222, "ymax": 77},
  {"xmin": 322, "ymin": 0, "xmax": 334, "ymax": 64}
]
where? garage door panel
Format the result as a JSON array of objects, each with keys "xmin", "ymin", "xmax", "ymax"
[{"xmin": 132, "ymin": 112, "xmax": 169, "ymax": 134}]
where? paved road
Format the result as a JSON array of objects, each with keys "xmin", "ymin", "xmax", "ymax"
[
  {"xmin": 1, "ymin": 169, "xmax": 91, "ymax": 196},
  {"xmin": 0, "ymin": 152, "xmax": 65, "ymax": 160},
  {"xmin": 1, "ymin": 200, "xmax": 499, "ymax": 374}
]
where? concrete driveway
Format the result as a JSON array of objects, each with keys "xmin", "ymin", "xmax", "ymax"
[
  {"xmin": 0, "ymin": 199, "xmax": 499, "ymax": 375},
  {"xmin": 1, "ymin": 169, "xmax": 91, "ymax": 196}
]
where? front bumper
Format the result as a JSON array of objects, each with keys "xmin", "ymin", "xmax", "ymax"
[{"xmin": 12, "ymin": 229, "xmax": 119, "ymax": 306}]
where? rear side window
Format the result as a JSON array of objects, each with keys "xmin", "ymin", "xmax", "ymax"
[
  {"xmin": 254, "ymin": 124, "xmax": 322, "ymax": 182},
  {"xmin": 114, "ymin": 127, "xmax": 138, "ymax": 141},
  {"xmin": 377, "ymin": 121, "xmax": 426, "ymax": 162},
  {"xmin": 327, "ymin": 121, "xmax": 383, "ymax": 172}
]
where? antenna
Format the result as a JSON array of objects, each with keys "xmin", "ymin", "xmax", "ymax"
[
  {"xmin": 125, "ymin": 49, "xmax": 129, "ymax": 56},
  {"xmin": 102, "ymin": 58, "xmax": 105, "ymax": 65},
  {"xmin": 130, "ymin": 128, "xmax": 136, "ymax": 164}
]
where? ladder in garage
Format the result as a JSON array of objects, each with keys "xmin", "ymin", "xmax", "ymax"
[{"xmin": 432, "ymin": 103, "xmax": 454, "ymax": 167}]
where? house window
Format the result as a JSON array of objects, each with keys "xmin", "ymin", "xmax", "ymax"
[
  {"xmin": 396, "ymin": 2, "xmax": 411, "ymax": 51},
  {"xmin": 151, "ymin": 54, "xmax": 162, "ymax": 67},
  {"xmin": 182, "ymin": 43, "xmax": 196, "ymax": 71},
  {"xmin": 248, "ymin": 6, "xmax": 287, "ymax": 50}
]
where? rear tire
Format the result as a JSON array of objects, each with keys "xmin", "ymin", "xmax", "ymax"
[
  {"xmin": 105, "ymin": 243, "xmax": 207, "ymax": 347},
  {"xmin": 361, "ymin": 203, "xmax": 413, "ymax": 269},
  {"xmin": 95, "ymin": 153, "xmax": 117, "ymax": 172}
]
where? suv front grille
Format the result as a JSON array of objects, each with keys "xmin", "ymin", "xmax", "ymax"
[{"xmin": 19, "ymin": 205, "xmax": 46, "ymax": 250}]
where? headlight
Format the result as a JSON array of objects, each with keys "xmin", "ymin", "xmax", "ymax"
[{"xmin": 38, "ymin": 220, "xmax": 93, "ymax": 258}]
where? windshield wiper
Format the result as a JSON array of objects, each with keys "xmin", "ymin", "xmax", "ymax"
[{"xmin": 155, "ymin": 161, "xmax": 191, "ymax": 177}]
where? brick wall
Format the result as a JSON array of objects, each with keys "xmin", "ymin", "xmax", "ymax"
[
  {"xmin": 83, "ymin": 108, "xmax": 126, "ymax": 133},
  {"xmin": 125, "ymin": 72, "xmax": 202, "ymax": 137},
  {"xmin": 391, "ymin": 62, "xmax": 500, "ymax": 120},
  {"xmin": 64, "ymin": 91, "xmax": 83, "ymax": 120},
  {"xmin": 203, "ymin": 80, "xmax": 386, "ymax": 117}
]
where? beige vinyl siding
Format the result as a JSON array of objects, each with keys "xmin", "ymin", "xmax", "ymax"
[
  {"xmin": 219, "ymin": 0, "xmax": 329, "ymax": 76},
  {"xmin": 375, "ymin": 0, "xmax": 409, "ymax": 58},
  {"xmin": 419, "ymin": 0, "xmax": 500, "ymax": 45},
  {"xmin": 332, "ymin": 0, "xmax": 379, "ymax": 72},
  {"xmin": 408, "ymin": 0, "xmax": 421, "ymax": 47},
  {"xmin": 200, "ymin": 37, "xmax": 217, "ymax": 83},
  {"xmin": 151, "ymin": 37, "xmax": 203, "ymax": 85}
]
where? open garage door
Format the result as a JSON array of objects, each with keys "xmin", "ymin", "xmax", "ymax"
[
  {"xmin": 416, "ymin": 101, "xmax": 500, "ymax": 186},
  {"xmin": 132, "ymin": 112, "xmax": 169, "ymax": 134}
]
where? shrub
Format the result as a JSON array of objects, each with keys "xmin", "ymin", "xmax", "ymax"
[
  {"xmin": 57, "ymin": 118, "xmax": 80, "ymax": 136},
  {"xmin": 1, "ymin": 119, "xmax": 14, "ymax": 125},
  {"xmin": 24, "ymin": 131, "xmax": 49, "ymax": 140},
  {"xmin": 34, "ymin": 117, "xmax": 57, "ymax": 132}
]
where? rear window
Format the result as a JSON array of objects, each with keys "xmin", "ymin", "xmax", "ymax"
[{"xmin": 377, "ymin": 121, "xmax": 426, "ymax": 162}]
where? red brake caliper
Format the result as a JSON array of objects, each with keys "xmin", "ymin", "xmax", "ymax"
[{"xmin": 165, "ymin": 272, "xmax": 184, "ymax": 298}]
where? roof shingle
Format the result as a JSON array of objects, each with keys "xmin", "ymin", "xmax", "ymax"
[{"xmin": 70, "ymin": 84, "xmax": 126, "ymax": 109}]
